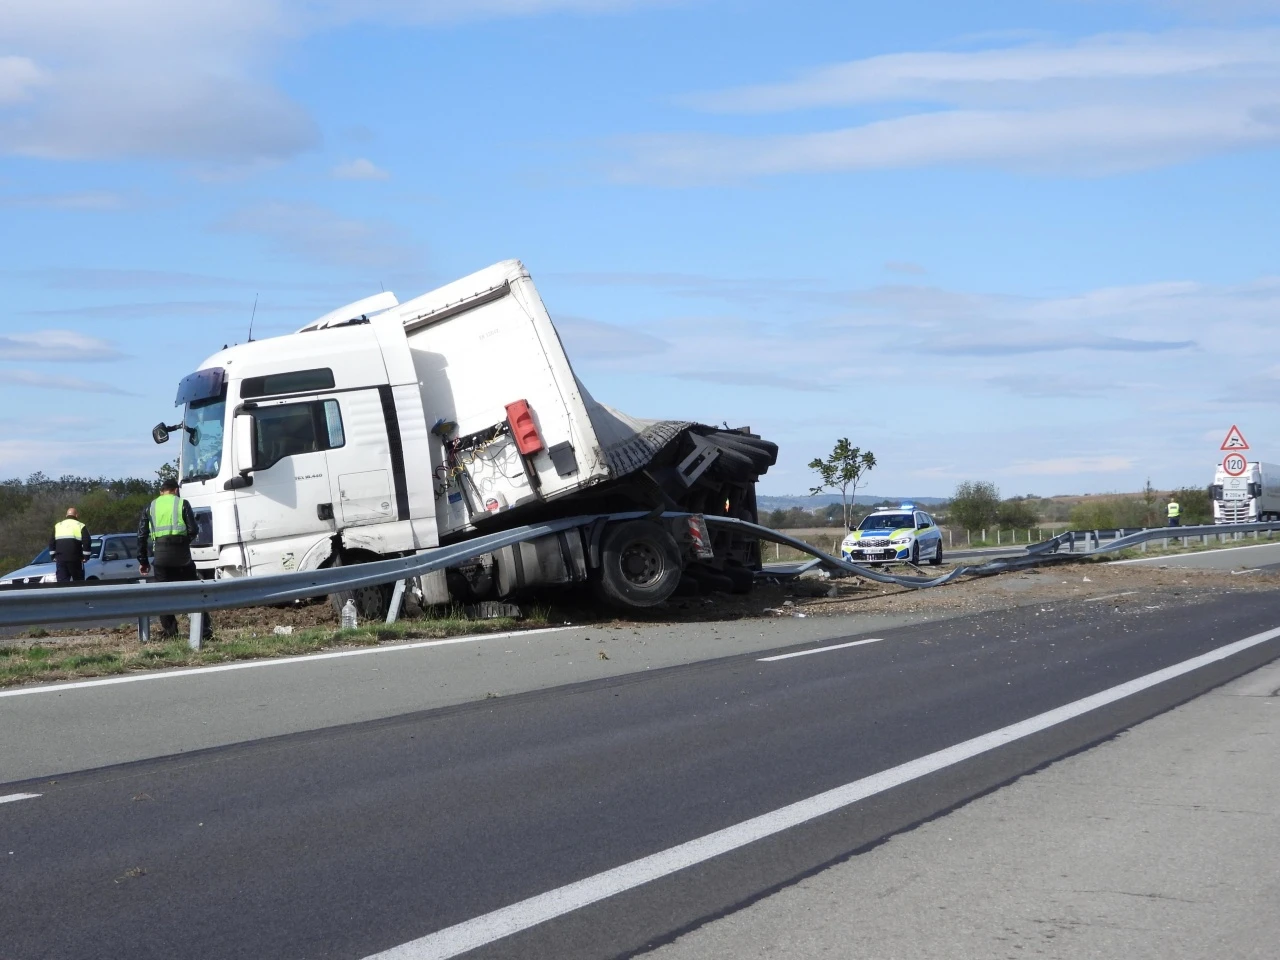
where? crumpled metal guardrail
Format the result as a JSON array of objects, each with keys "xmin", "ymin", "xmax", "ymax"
[
  {"xmin": 5, "ymin": 513, "xmax": 1275, "ymax": 629},
  {"xmin": 705, "ymin": 516, "xmax": 1079, "ymax": 588},
  {"xmin": 1025, "ymin": 520, "xmax": 1280, "ymax": 556},
  {"xmin": 0, "ymin": 514, "xmax": 618, "ymax": 628},
  {"xmin": 717, "ymin": 517, "xmax": 1280, "ymax": 589}
]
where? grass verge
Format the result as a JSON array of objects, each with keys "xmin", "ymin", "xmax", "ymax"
[{"xmin": 0, "ymin": 610, "xmax": 544, "ymax": 688}]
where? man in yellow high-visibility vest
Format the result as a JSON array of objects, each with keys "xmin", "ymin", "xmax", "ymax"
[
  {"xmin": 138, "ymin": 478, "xmax": 212, "ymax": 641},
  {"xmin": 1167, "ymin": 499, "xmax": 1181, "ymax": 527},
  {"xmin": 49, "ymin": 507, "xmax": 91, "ymax": 582}
]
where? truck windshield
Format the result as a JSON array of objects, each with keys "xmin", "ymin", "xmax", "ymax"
[{"xmin": 182, "ymin": 395, "xmax": 226, "ymax": 481}]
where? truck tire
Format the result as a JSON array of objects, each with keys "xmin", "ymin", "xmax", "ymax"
[
  {"xmin": 593, "ymin": 520, "xmax": 682, "ymax": 609},
  {"xmin": 328, "ymin": 552, "xmax": 392, "ymax": 623}
]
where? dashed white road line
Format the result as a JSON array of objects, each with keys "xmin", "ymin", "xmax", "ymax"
[
  {"xmin": 0, "ymin": 793, "xmax": 40, "ymax": 804},
  {"xmin": 0, "ymin": 626, "xmax": 571, "ymax": 699},
  {"xmin": 1084, "ymin": 591, "xmax": 1138, "ymax": 603},
  {"xmin": 758, "ymin": 638, "xmax": 884, "ymax": 661},
  {"xmin": 361, "ymin": 623, "xmax": 1280, "ymax": 960}
]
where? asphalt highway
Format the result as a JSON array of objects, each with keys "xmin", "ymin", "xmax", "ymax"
[{"xmin": 3, "ymin": 590, "xmax": 1279, "ymax": 960}]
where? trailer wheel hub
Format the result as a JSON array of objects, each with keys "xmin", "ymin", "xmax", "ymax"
[{"xmin": 620, "ymin": 541, "xmax": 663, "ymax": 586}]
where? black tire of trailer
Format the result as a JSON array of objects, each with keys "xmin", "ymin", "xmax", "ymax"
[
  {"xmin": 592, "ymin": 520, "xmax": 683, "ymax": 609},
  {"xmin": 328, "ymin": 551, "xmax": 392, "ymax": 623}
]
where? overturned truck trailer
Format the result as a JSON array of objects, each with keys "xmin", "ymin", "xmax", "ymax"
[{"xmin": 155, "ymin": 260, "xmax": 777, "ymax": 615}]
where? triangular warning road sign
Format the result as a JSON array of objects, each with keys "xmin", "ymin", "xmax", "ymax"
[{"xmin": 1221, "ymin": 425, "xmax": 1250, "ymax": 451}]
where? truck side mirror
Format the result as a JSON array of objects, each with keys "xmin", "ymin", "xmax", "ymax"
[
  {"xmin": 152, "ymin": 423, "xmax": 171, "ymax": 444},
  {"xmin": 234, "ymin": 414, "xmax": 256, "ymax": 475}
]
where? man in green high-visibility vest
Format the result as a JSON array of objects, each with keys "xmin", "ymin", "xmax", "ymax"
[
  {"xmin": 1167, "ymin": 498, "xmax": 1181, "ymax": 527},
  {"xmin": 138, "ymin": 478, "xmax": 213, "ymax": 641},
  {"xmin": 49, "ymin": 507, "xmax": 91, "ymax": 582}
]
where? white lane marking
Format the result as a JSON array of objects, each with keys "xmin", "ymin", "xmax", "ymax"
[
  {"xmin": 0, "ymin": 793, "xmax": 40, "ymax": 804},
  {"xmin": 1231, "ymin": 568, "xmax": 1262, "ymax": 576},
  {"xmin": 363, "ymin": 623, "xmax": 1280, "ymax": 960},
  {"xmin": 758, "ymin": 638, "xmax": 883, "ymax": 661},
  {"xmin": 0, "ymin": 626, "xmax": 571, "ymax": 700},
  {"xmin": 1084, "ymin": 591, "xmax": 1138, "ymax": 603},
  {"xmin": 1110, "ymin": 541, "xmax": 1280, "ymax": 565}
]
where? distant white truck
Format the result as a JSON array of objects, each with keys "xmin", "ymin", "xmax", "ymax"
[
  {"xmin": 1211, "ymin": 460, "xmax": 1280, "ymax": 523},
  {"xmin": 152, "ymin": 260, "xmax": 776, "ymax": 614}
]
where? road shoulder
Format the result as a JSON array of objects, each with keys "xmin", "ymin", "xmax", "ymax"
[{"xmin": 645, "ymin": 659, "xmax": 1280, "ymax": 960}]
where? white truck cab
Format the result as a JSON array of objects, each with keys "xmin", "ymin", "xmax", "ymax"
[
  {"xmin": 156, "ymin": 261, "xmax": 777, "ymax": 613},
  {"xmin": 1211, "ymin": 460, "xmax": 1280, "ymax": 523}
]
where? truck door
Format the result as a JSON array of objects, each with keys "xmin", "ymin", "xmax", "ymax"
[
  {"xmin": 320, "ymin": 388, "xmax": 400, "ymax": 528},
  {"xmin": 233, "ymin": 395, "xmax": 345, "ymax": 572}
]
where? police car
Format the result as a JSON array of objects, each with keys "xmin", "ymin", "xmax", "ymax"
[{"xmin": 840, "ymin": 504, "xmax": 944, "ymax": 566}]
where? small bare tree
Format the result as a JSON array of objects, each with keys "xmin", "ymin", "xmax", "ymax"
[{"xmin": 809, "ymin": 439, "xmax": 877, "ymax": 530}]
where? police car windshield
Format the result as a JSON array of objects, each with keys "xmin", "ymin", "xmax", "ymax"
[
  {"xmin": 182, "ymin": 395, "xmax": 226, "ymax": 482},
  {"xmin": 859, "ymin": 513, "xmax": 914, "ymax": 531}
]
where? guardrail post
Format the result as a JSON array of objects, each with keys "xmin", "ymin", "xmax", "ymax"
[
  {"xmin": 138, "ymin": 616, "xmax": 150, "ymax": 644},
  {"xmin": 386, "ymin": 579, "xmax": 407, "ymax": 624},
  {"xmin": 188, "ymin": 612, "xmax": 203, "ymax": 651}
]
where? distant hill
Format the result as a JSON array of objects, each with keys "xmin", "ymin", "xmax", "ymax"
[{"xmin": 758, "ymin": 494, "xmax": 947, "ymax": 511}]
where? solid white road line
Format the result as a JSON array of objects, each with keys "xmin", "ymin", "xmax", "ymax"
[
  {"xmin": 0, "ymin": 793, "xmax": 40, "ymax": 804},
  {"xmin": 0, "ymin": 626, "xmax": 571, "ymax": 700},
  {"xmin": 758, "ymin": 638, "xmax": 884, "ymax": 661},
  {"xmin": 362, "ymin": 623, "xmax": 1280, "ymax": 960},
  {"xmin": 1110, "ymin": 541, "xmax": 1280, "ymax": 565}
]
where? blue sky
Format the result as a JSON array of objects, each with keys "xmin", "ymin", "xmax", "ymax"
[{"xmin": 2, "ymin": 0, "xmax": 1279, "ymax": 497}]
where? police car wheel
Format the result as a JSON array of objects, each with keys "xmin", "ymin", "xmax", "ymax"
[
  {"xmin": 910, "ymin": 541, "xmax": 920, "ymax": 565},
  {"xmin": 928, "ymin": 540, "xmax": 943, "ymax": 566}
]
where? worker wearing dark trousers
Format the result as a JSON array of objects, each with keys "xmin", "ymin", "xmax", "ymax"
[
  {"xmin": 1167, "ymin": 499, "xmax": 1181, "ymax": 527},
  {"xmin": 50, "ymin": 507, "xmax": 91, "ymax": 582},
  {"xmin": 138, "ymin": 479, "xmax": 212, "ymax": 641}
]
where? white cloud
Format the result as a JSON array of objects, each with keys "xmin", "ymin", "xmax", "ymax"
[
  {"xmin": 685, "ymin": 31, "xmax": 1280, "ymax": 113},
  {"xmin": 213, "ymin": 200, "xmax": 421, "ymax": 269},
  {"xmin": 0, "ymin": 369, "xmax": 136, "ymax": 395},
  {"xmin": 0, "ymin": 0, "xmax": 678, "ymax": 164},
  {"xmin": 1006, "ymin": 456, "xmax": 1136, "ymax": 475},
  {"xmin": 617, "ymin": 99, "xmax": 1280, "ymax": 181},
  {"xmin": 0, "ymin": 436, "xmax": 157, "ymax": 478},
  {"xmin": 554, "ymin": 315, "xmax": 669, "ymax": 359},
  {"xmin": 0, "ymin": 190, "xmax": 126, "ymax": 210},
  {"xmin": 315, "ymin": 0, "xmax": 680, "ymax": 23},
  {"xmin": 0, "ymin": 330, "xmax": 124, "ymax": 362},
  {"xmin": 618, "ymin": 29, "xmax": 1280, "ymax": 181},
  {"xmin": 331, "ymin": 158, "xmax": 391, "ymax": 181},
  {"xmin": 0, "ymin": 55, "xmax": 45, "ymax": 104}
]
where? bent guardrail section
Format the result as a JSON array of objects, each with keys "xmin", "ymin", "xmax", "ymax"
[{"xmin": 4, "ymin": 515, "xmax": 1277, "ymax": 630}]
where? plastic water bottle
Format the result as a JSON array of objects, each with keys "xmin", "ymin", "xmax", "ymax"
[{"xmin": 341, "ymin": 598, "xmax": 358, "ymax": 631}]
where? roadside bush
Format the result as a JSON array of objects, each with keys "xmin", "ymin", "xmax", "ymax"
[
  {"xmin": 947, "ymin": 481, "xmax": 1001, "ymax": 531},
  {"xmin": 996, "ymin": 498, "xmax": 1039, "ymax": 528},
  {"xmin": 1171, "ymin": 486, "xmax": 1213, "ymax": 525}
]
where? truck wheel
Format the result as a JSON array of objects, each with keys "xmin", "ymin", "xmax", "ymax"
[
  {"xmin": 593, "ymin": 520, "xmax": 682, "ymax": 609},
  {"xmin": 328, "ymin": 553, "xmax": 391, "ymax": 623}
]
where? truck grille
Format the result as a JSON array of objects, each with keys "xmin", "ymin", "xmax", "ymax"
[{"xmin": 1218, "ymin": 503, "xmax": 1253, "ymax": 523}]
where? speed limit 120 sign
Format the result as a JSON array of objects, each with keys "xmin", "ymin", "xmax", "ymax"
[{"xmin": 1223, "ymin": 453, "xmax": 1249, "ymax": 477}]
